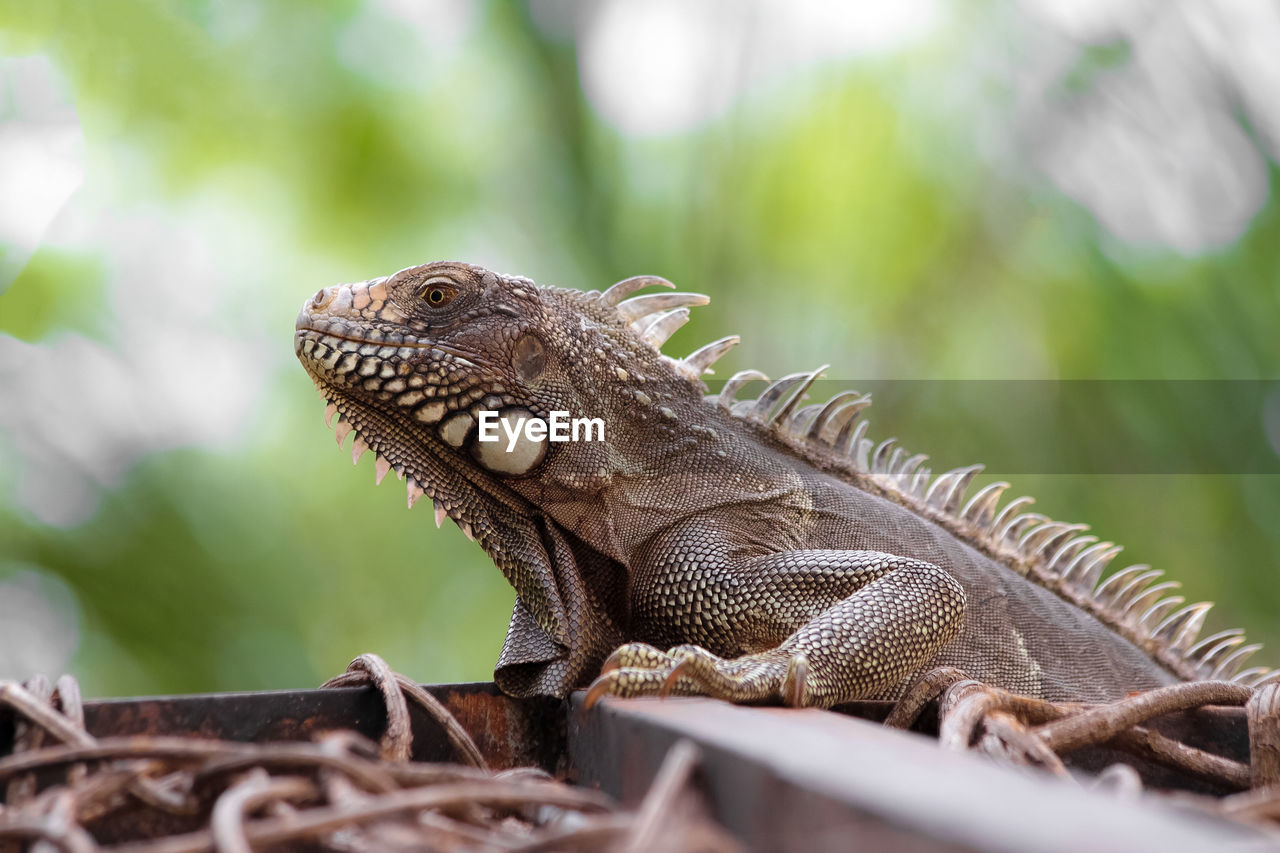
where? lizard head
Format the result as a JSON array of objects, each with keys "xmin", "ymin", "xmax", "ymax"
[{"xmin": 294, "ymin": 261, "xmax": 737, "ymax": 524}]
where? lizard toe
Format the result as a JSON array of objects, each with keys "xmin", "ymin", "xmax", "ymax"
[
  {"xmin": 659, "ymin": 657, "xmax": 696, "ymax": 698},
  {"xmin": 583, "ymin": 666, "xmax": 684, "ymax": 707},
  {"xmin": 602, "ymin": 642, "xmax": 676, "ymax": 674},
  {"xmin": 658, "ymin": 647, "xmax": 790, "ymax": 705},
  {"xmin": 782, "ymin": 653, "xmax": 811, "ymax": 707}
]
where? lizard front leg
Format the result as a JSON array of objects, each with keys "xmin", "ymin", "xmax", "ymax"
[{"xmin": 587, "ymin": 549, "xmax": 966, "ymax": 708}]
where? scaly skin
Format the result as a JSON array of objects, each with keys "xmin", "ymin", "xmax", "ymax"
[{"xmin": 294, "ymin": 261, "xmax": 1273, "ymax": 708}]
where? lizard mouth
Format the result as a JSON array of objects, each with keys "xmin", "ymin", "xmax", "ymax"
[
  {"xmin": 294, "ymin": 325, "xmax": 478, "ymax": 364},
  {"xmin": 294, "ymin": 324, "xmax": 413, "ymax": 350},
  {"xmin": 294, "ymin": 326, "xmax": 379, "ymax": 348}
]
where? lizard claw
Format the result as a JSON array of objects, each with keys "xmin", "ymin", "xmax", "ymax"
[
  {"xmin": 583, "ymin": 674, "xmax": 617, "ymax": 710},
  {"xmin": 659, "ymin": 658, "xmax": 695, "ymax": 698},
  {"xmin": 583, "ymin": 666, "xmax": 678, "ymax": 708},
  {"xmin": 586, "ymin": 643, "xmax": 689, "ymax": 709},
  {"xmin": 782, "ymin": 653, "xmax": 810, "ymax": 707}
]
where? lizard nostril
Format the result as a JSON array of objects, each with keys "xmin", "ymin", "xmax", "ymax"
[{"xmin": 311, "ymin": 288, "xmax": 334, "ymax": 310}]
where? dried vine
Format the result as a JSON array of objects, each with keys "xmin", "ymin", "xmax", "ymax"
[
  {"xmin": 0, "ymin": 655, "xmax": 737, "ymax": 852},
  {"xmin": 886, "ymin": 669, "xmax": 1280, "ymax": 832}
]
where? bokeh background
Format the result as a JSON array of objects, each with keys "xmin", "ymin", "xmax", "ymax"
[{"xmin": 1, "ymin": 1, "xmax": 1278, "ymax": 696}]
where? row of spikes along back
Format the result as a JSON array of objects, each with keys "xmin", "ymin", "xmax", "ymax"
[
  {"xmin": 315, "ymin": 273, "xmax": 1275, "ymax": 688},
  {"xmin": 591, "ymin": 275, "xmax": 1277, "ymax": 688}
]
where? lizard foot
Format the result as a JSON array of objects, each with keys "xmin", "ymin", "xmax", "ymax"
[
  {"xmin": 597, "ymin": 642, "xmax": 678, "ymax": 675},
  {"xmin": 582, "ymin": 643, "xmax": 682, "ymax": 709},
  {"xmin": 584, "ymin": 644, "xmax": 807, "ymax": 708}
]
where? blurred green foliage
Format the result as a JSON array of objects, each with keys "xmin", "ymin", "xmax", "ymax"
[{"xmin": 0, "ymin": 1, "xmax": 1277, "ymax": 697}]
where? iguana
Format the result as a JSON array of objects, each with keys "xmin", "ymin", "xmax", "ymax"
[{"xmin": 293, "ymin": 261, "xmax": 1276, "ymax": 708}]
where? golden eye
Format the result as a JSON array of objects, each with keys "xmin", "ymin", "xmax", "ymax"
[{"xmin": 418, "ymin": 282, "xmax": 457, "ymax": 307}]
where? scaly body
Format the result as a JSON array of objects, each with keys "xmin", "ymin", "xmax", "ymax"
[{"xmin": 294, "ymin": 262, "xmax": 1275, "ymax": 707}]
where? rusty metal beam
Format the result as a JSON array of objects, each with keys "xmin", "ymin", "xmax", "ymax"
[
  {"xmin": 569, "ymin": 694, "xmax": 1261, "ymax": 853},
  {"xmin": 2, "ymin": 682, "xmax": 563, "ymax": 772},
  {"xmin": 3, "ymin": 685, "xmax": 1249, "ymax": 789},
  {"xmin": 3, "ymin": 682, "xmax": 1262, "ymax": 851}
]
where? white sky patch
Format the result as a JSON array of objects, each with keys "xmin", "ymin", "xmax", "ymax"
[
  {"xmin": 578, "ymin": 0, "xmax": 942, "ymax": 137},
  {"xmin": 1012, "ymin": 0, "xmax": 1279, "ymax": 253},
  {"xmin": 1182, "ymin": 0, "xmax": 1280, "ymax": 164},
  {"xmin": 371, "ymin": 0, "xmax": 475, "ymax": 46},
  {"xmin": 0, "ymin": 322, "xmax": 265, "ymax": 526},
  {"xmin": 0, "ymin": 568, "xmax": 80, "ymax": 681},
  {"xmin": 0, "ymin": 76, "xmax": 284, "ymax": 526},
  {"xmin": 337, "ymin": 0, "xmax": 476, "ymax": 86},
  {"xmin": 579, "ymin": 3, "xmax": 741, "ymax": 137},
  {"xmin": 0, "ymin": 56, "xmax": 84, "ymax": 288},
  {"xmin": 1018, "ymin": 0, "xmax": 1154, "ymax": 39}
]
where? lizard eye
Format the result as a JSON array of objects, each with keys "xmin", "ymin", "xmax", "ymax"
[{"xmin": 417, "ymin": 280, "xmax": 457, "ymax": 308}]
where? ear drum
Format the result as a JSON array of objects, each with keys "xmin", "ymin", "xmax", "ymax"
[
  {"xmin": 472, "ymin": 408, "xmax": 547, "ymax": 476},
  {"xmin": 513, "ymin": 334, "xmax": 546, "ymax": 384}
]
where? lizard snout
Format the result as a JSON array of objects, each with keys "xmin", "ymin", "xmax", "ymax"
[
  {"xmin": 309, "ymin": 287, "xmax": 335, "ymax": 311},
  {"xmin": 295, "ymin": 285, "xmax": 349, "ymax": 332},
  {"xmin": 296, "ymin": 279, "xmax": 398, "ymax": 333}
]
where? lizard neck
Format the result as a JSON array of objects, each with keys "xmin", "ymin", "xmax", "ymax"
[{"xmin": 508, "ymin": 390, "xmax": 807, "ymax": 564}]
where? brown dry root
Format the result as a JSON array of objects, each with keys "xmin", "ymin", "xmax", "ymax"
[
  {"xmin": 887, "ymin": 669, "xmax": 1280, "ymax": 828},
  {"xmin": 0, "ymin": 656, "xmax": 739, "ymax": 852}
]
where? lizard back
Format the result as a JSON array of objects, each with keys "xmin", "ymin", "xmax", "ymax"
[{"xmin": 294, "ymin": 262, "xmax": 1276, "ymax": 703}]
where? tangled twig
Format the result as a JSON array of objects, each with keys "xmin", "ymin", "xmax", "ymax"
[
  {"xmin": 321, "ymin": 653, "xmax": 488, "ymax": 770},
  {"xmin": 0, "ymin": 658, "xmax": 736, "ymax": 852},
  {"xmin": 887, "ymin": 668, "xmax": 1280, "ymax": 829},
  {"xmin": 1035, "ymin": 682, "xmax": 1253, "ymax": 753}
]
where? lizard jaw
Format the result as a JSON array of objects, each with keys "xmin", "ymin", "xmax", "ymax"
[{"xmin": 316, "ymin": 387, "xmax": 476, "ymax": 542}]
